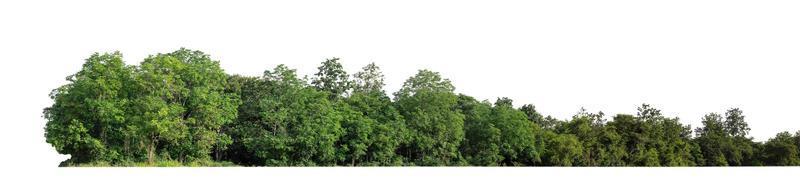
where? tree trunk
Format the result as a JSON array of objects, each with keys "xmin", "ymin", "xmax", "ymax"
[{"xmin": 148, "ymin": 135, "xmax": 157, "ymax": 164}]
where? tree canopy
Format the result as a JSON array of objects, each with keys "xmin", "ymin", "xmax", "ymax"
[{"xmin": 45, "ymin": 49, "xmax": 800, "ymax": 166}]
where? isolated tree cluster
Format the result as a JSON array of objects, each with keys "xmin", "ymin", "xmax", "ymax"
[{"xmin": 45, "ymin": 49, "xmax": 800, "ymax": 166}]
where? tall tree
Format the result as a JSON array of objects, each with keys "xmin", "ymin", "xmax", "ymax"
[
  {"xmin": 694, "ymin": 108, "xmax": 758, "ymax": 166},
  {"xmin": 519, "ymin": 104, "xmax": 559, "ymax": 130},
  {"xmin": 394, "ymin": 70, "xmax": 465, "ymax": 165},
  {"xmin": 393, "ymin": 69, "xmax": 455, "ymax": 99},
  {"xmin": 339, "ymin": 92, "xmax": 408, "ymax": 166},
  {"xmin": 233, "ymin": 65, "xmax": 343, "ymax": 166},
  {"xmin": 762, "ymin": 131, "xmax": 800, "ymax": 166},
  {"xmin": 458, "ymin": 95, "xmax": 502, "ymax": 166},
  {"xmin": 45, "ymin": 52, "xmax": 133, "ymax": 164},
  {"xmin": 490, "ymin": 98, "xmax": 540, "ymax": 165},
  {"xmin": 724, "ymin": 108, "xmax": 750, "ymax": 137},
  {"xmin": 352, "ymin": 62, "xmax": 385, "ymax": 94},
  {"xmin": 337, "ymin": 63, "xmax": 407, "ymax": 166},
  {"xmin": 132, "ymin": 48, "xmax": 240, "ymax": 162},
  {"xmin": 312, "ymin": 58, "xmax": 351, "ymax": 99}
]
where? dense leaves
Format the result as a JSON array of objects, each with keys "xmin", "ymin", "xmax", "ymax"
[
  {"xmin": 45, "ymin": 49, "xmax": 239, "ymax": 165},
  {"xmin": 45, "ymin": 50, "xmax": 800, "ymax": 166},
  {"xmin": 394, "ymin": 70, "xmax": 465, "ymax": 166}
]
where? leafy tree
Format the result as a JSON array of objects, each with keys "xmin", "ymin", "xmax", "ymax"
[
  {"xmin": 131, "ymin": 49, "xmax": 240, "ymax": 162},
  {"xmin": 220, "ymin": 75, "xmax": 264, "ymax": 165},
  {"xmin": 724, "ymin": 108, "xmax": 750, "ymax": 137},
  {"xmin": 352, "ymin": 62, "xmax": 385, "ymax": 94},
  {"xmin": 394, "ymin": 70, "xmax": 465, "ymax": 166},
  {"xmin": 335, "ymin": 104, "xmax": 373, "ymax": 166},
  {"xmin": 46, "ymin": 49, "xmax": 239, "ymax": 165},
  {"xmin": 312, "ymin": 58, "xmax": 351, "ymax": 99},
  {"xmin": 336, "ymin": 63, "xmax": 407, "ymax": 166},
  {"xmin": 539, "ymin": 131, "xmax": 583, "ymax": 166},
  {"xmin": 564, "ymin": 113, "xmax": 627, "ymax": 167},
  {"xmin": 694, "ymin": 108, "xmax": 758, "ymax": 166},
  {"xmin": 233, "ymin": 65, "xmax": 343, "ymax": 166},
  {"xmin": 762, "ymin": 131, "xmax": 800, "ymax": 166},
  {"xmin": 339, "ymin": 92, "xmax": 408, "ymax": 166},
  {"xmin": 45, "ymin": 52, "xmax": 133, "ymax": 164},
  {"xmin": 606, "ymin": 115, "xmax": 654, "ymax": 166},
  {"xmin": 490, "ymin": 98, "xmax": 540, "ymax": 165},
  {"xmin": 520, "ymin": 104, "xmax": 559, "ymax": 130},
  {"xmin": 557, "ymin": 109, "xmax": 605, "ymax": 166},
  {"xmin": 393, "ymin": 69, "xmax": 455, "ymax": 99},
  {"xmin": 635, "ymin": 104, "xmax": 694, "ymax": 166},
  {"xmin": 458, "ymin": 95, "xmax": 502, "ymax": 166}
]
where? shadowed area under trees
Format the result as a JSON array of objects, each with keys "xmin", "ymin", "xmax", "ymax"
[{"xmin": 44, "ymin": 49, "xmax": 800, "ymax": 166}]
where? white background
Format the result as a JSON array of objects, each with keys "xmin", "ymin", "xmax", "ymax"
[{"xmin": 1, "ymin": 0, "xmax": 799, "ymax": 195}]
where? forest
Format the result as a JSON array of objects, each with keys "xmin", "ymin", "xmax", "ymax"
[{"xmin": 44, "ymin": 49, "xmax": 800, "ymax": 166}]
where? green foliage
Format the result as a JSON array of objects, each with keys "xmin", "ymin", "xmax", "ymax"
[
  {"xmin": 490, "ymin": 98, "xmax": 540, "ymax": 166},
  {"xmin": 312, "ymin": 58, "xmax": 352, "ymax": 99},
  {"xmin": 762, "ymin": 131, "xmax": 800, "ymax": 166},
  {"xmin": 520, "ymin": 104, "xmax": 559, "ymax": 130},
  {"xmin": 606, "ymin": 106, "xmax": 685, "ymax": 166},
  {"xmin": 352, "ymin": 62, "xmax": 385, "ymax": 94},
  {"xmin": 458, "ymin": 95, "xmax": 502, "ymax": 166},
  {"xmin": 338, "ymin": 91, "xmax": 408, "ymax": 166},
  {"xmin": 132, "ymin": 49, "xmax": 240, "ymax": 162},
  {"xmin": 395, "ymin": 70, "xmax": 465, "ymax": 166},
  {"xmin": 724, "ymin": 108, "xmax": 750, "ymax": 137},
  {"xmin": 539, "ymin": 131, "xmax": 583, "ymax": 166},
  {"xmin": 458, "ymin": 96, "xmax": 543, "ymax": 166},
  {"xmin": 44, "ymin": 51, "xmax": 799, "ymax": 167},
  {"xmin": 693, "ymin": 108, "xmax": 760, "ymax": 166},
  {"xmin": 229, "ymin": 65, "xmax": 343, "ymax": 166},
  {"xmin": 45, "ymin": 52, "xmax": 132, "ymax": 163},
  {"xmin": 46, "ymin": 49, "xmax": 239, "ymax": 165}
]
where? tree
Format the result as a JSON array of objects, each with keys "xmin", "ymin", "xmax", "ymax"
[
  {"xmin": 312, "ymin": 58, "xmax": 351, "ymax": 99},
  {"xmin": 458, "ymin": 95, "xmax": 502, "ymax": 166},
  {"xmin": 724, "ymin": 108, "xmax": 750, "ymax": 137},
  {"xmin": 336, "ymin": 104, "xmax": 373, "ymax": 166},
  {"xmin": 220, "ymin": 75, "xmax": 264, "ymax": 165},
  {"xmin": 337, "ymin": 64, "xmax": 407, "ymax": 166},
  {"xmin": 520, "ymin": 104, "xmax": 559, "ymax": 130},
  {"xmin": 393, "ymin": 69, "xmax": 455, "ymax": 99},
  {"xmin": 394, "ymin": 70, "xmax": 464, "ymax": 166},
  {"xmin": 339, "ymin": 92, "xmax": 408, "ymax": 166},
  {"xmin": 231, "ymin": 64, "xmax": 343, "ymax": 166},
  {"xmin": 634, "ymin": 104, "xmax": 694, "ymax": 166},
  {"xmin": 44, "ymin": 52, "xmax": 133, "ymax": 164},
  {"xmin": 762, "ymin": 131, "xmax": 800, "ymax": 166},
  {"xmin": 565, "ymin": 111, "xmax": 628, "ymax": 166},
  {"xmin": 556, "ymin": 109, "xmax": 601, "ymax": 166},
  {"xmin": 352, "ymin": 62, "xmax": 385, "ymax": 94},
  {"xmin": 45, "ymin": 49, "xmax": 240, "ymax": 165},
  {"xmin": 490, "ymin": 98, "xmax": 540, "ymax": 165},
  {"xmin": 131, "ymin": 48, "xmax": 240, "ymax": 163},
  {"xmin": 693, "ymin": 108, "xmax": 759, "ymax": 166},
  {"xmin": 606, "ymin": 108, "xmax": 680, "ymax": 167},
  {"xmin": 539, "ymin": 131, "xmax": 583, "ymax": 166}
]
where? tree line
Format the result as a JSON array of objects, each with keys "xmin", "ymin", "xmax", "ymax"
[{"xmin": 44, "ymin": 49, "xmax": 800, "ymax": 166}]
